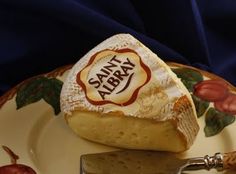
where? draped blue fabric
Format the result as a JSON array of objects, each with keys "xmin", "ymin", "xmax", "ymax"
[{"xmin": 0, "ymin": 0, "xmax": 236, "ymax": 95}]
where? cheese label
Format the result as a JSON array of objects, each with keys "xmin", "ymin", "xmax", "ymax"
[{"xmin": 77, "ymin": 49, "xmax": 151, "ymax": 106}]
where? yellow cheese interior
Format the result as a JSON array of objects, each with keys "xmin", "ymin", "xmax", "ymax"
[{"xmin": 67, "ymin": 110, "xmax": 186, "ymax": 152}]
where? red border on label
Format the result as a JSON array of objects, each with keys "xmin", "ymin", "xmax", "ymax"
[{"xmin": 76, "ymin": 48, "xmax": 151, "ymax": 106}]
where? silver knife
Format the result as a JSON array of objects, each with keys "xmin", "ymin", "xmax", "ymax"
[{"xmin": 80, "ymin": 150, "xmax": 236, "ymax": 174}]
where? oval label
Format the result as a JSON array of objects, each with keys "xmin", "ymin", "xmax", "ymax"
[{"xmin": 77, "ymin": 48, "xmax": 151, "ymax": 106}]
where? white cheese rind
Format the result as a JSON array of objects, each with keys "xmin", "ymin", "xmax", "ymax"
[{"xmin": 60, "ymin": 33, "xmax": 199, "ymax": 151}]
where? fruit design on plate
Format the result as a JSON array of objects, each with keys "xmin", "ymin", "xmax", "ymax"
[
  {"xmin": 172, "ymin": 66, "xmax": 236, "ymax": 137},
  {"xmin": 194, "ymin": 79, "xmax": 236, "ymax": 115},
  {"xmin": 0, "ymin": 146, "xmax": 36, "ymax": 174}
]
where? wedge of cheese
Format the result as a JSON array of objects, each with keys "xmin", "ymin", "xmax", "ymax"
[{"xmin": 60, "ymin": 34, "xmax": 199, "ymax": 152}]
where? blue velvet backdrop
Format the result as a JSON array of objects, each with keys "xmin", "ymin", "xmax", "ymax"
[{"xmin": 0, "ymin": 0, "xmax": 236, "ymax": 96}]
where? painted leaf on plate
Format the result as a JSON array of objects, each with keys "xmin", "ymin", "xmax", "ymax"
[
  {"xmin": 204, "ymin": 107, "xmax": 235, "ymax": 137},
  {"xmin": 172, "ymin": 68, "xmax": 203, "ymax": 92},
  {"xmin": 191, "ymin": 95, "xmax": 209, "ymax": 118},
  {"xmin": 43, "ymin": 78, "xmax": 63, "ymax": 115},
  {"xmin": 16, "ymin": 76, "xmax": 63, "ymax": 115},
  {"xmin": 16, "ymin": 77, "xmax": 47, "ymax": 109}
]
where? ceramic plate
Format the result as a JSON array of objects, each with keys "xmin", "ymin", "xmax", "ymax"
[{"xmin": 0, "ymin": 63, "xmax": 236, "ymax": 174}]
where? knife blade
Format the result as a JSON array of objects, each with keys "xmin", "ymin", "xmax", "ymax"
[{"xmin": 80, "ymin": 150, "xmax": 236, "ymax": 174}]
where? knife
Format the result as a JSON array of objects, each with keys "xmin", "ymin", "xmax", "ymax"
[{"xmin": 80, "ymin": 150, "xmax": 236, "ymax": 174}]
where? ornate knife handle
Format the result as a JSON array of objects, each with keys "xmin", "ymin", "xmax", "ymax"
[{"xmin": 183, "ymin": 151, "xmax": 236, "ymax": 172}]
